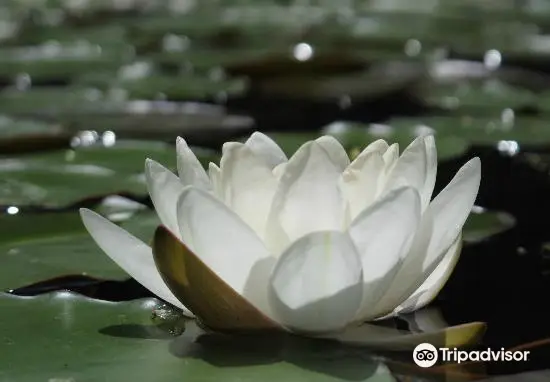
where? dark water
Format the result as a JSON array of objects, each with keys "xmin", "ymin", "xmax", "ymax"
[{"xmin": 3, "ymin": 1, "xmax": 550, "ymax": 380}]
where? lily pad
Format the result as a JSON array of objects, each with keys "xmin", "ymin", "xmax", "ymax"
[
  {"xmin": 265, "ymin": 123, "xmax": 469, "ymax": 161},
  {"xmin": 251, "ymin": 61, "xmax": 424, "ymax": 101},
  {"xmin": 0, "ymin": 89, "xmax": 254, "ymax": 140},
  {"xmin": 0, "ymin": 292, "xmax": 398, "ymax": 382},
  {"xmin": 0, "ymin": 42, "xmax": 132, "ymax": 81},
  {"xmin": 0, "ymin": 116, "xmax": 71, "ymax": 153},
  {"xmin": 463, "ymin": 208, "xmax": 516, "ymax": 244},
  {"xmin": 386, "ymin": 115, "xmax": 550, "ymax": 148},
  {"xmin": 0, "ymin": 209, "xmax": 163, "ymax": 291},
  {"xmin": 78, "ymin": 73, "xmax": 249, "ymax": 101},
  {"xmin": 0, "ymin": 140, "xmax": 219, "ymax": 207},
  {"xmin": 421, "ymin": 80, "xmax": 538, "ymax": 112}
]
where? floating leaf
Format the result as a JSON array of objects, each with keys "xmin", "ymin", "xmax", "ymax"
[
  {"xmin": 265, "ymin": 124, "xmax": 469, "ymax": 161},
  {"xmin": 0, "ymin": 90, "xmax": 254, "ymax": 141},
  {"xmin": 0, "ymin": 116, "xmax": 71, "ymax": 153},
  {"xmin": 0, "ymin": 42, "xmax": 132, "ymax": 81},
  {"xmin": 0, "ymin": 141, "xmax": 218, "ymax": 207},
  {"xmin": 0, "ymin": 292, "xmax": 399, "ymax": 382},
  {"xmin": 463, "ymin": 208, "xmax": 516, "ymax": 243},
  {"xmin": 421, "ymin": 80, "xmax": 538, "ymax": 112},
  {"xmin": 0, "ymin": 208, "xmax": 166, "ymax": 291}
]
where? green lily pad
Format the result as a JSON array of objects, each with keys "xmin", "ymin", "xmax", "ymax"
[
  {"xmin": 0, "ymin": 42, "xmax": 132, "ymax": 80},
  {"xmin": 0, "ymin": 89, "xmax": 254, "ymax": 140},
  {"xmin": 421, "ymin": 80, "xmax": 538, "ymax": 112},
  {"xmin": 0, "ymin": 116, "xmax": 72, "ymax": 153},
  {"xmin": 0, "ymin": 140, "xmax": 218, "ymax": 207},
  {"xmin": 0, "ymin": 292, "xmax": 398, "ymax": 382},
  {"xmin": 0, "ymin": 208, "xmax": 164, "ymax": 291},
  {"xmin": 386, "ymin": 115, "xmax": 550, "ymax": 147},
  {"xmin": 463, "ymin": 208, "xmax": 516, "ymax": 243},
  {"xmin": 0, "ymin": 116, "xmax": 64, "ymax": 139},
  {"xmin": 77, "ymin": 72, "xmax": 249, "ymax": 101},
  {"xmin": 7, "ymin": 24, "xmax": 128, "ymax": 46},
  {"xmin": 266, "ymin": 123, "xmax": 469, "ymax": 161}
]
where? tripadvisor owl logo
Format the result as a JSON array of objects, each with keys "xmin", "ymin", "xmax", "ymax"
[{"xmin": 413, "ymin": 343, "xmax": 438, "ymax": 367}]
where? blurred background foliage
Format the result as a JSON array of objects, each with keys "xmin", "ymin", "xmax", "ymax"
[{"xmin": 2, "ymin": 1, "xmax": 550, "ymax": 381}]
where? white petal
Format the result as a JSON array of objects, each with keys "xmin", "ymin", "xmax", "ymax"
[
  {"xmin": 272, "ymin": 162, "xmax": 286, "ymax": 180},
  {"xmin": 396, "ymin": 234, "xmax": 462, "ymax": 314},
  {"xmin": 349, "ymin": 187, "xmax": 421, "ymax": 322},
  {"xmin": 361, "ymin": 139, "xmax": 389, "ymax": 155},
  {"xmin": 265, "ymin": 141, "xmax": 345, "ymax": 254},
  {"xmin": 208, "ymin": 162, "xmax": 222, "ymax": 199},
  {"xmin": 176, "ymin": 187, "xmax": 274, "ymax": 317},
  {"xmin": 400, "ymin": 308, "xmax": 449, "ymax": 333},
  {"xmin": 370, "ymin": 158, "xmax": 481, "ymax": 317},
  {"xmin": 383, "ymin": 137, "xmax": 427, "ymax": 204},
  {"xmin": 315, "ymin": 135, "xmax": 350, "ymax": 170},
  {"xmin": 422, "ymin": 135, "xmax": 438, "ymax": 208},
  {"xmin": 382, "ymin": 143, "xmax": 399, "ymax": 171},
  {"xmin": 268, "ymin": 231, "xmax": 363, "ymax": 333},
  {"xmin": 145, "ymin": 159, "xmax": 184, "ymax": 237},
  {"xmin": 245, "ymin": 131, "xmax": 288, "ymax": 168},
  {"xmin": 421, "ymin": 158, "xmax": 480, "ymax": 266},
  {"xmin": 79, "ymin": 208, "xmax": 192, "ymax": 316},
  {"xmin": 176, "ymin": 137, "xmax": 211, "ymax": 190},
  {"xmin": 220, "ymin": 143, "xmax": 278, "ymax": 238},
  {"xmin": 340, "ymin": 150, "xmax": 385, "ymax": 222}
]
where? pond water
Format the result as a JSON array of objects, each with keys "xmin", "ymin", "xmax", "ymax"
[{"xmin": 1, "ymin": 1, "xmax": 550, "ymax": 381}]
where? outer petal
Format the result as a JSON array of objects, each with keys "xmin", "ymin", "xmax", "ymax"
[
  {"xmin": 268, "ymin": 231, "xmax": 363, "ymax": 333},
  {"xmin": 422, "ymin": 135, "xmax": 438, "ymax": 209},
  {"xmin": 265, "ymin": 141, "xmax": 345, "ymax": 254},
  {"xmin": 361, "ymin": 139, "xmax": 390, "ymax": 155},
  {"xmin": 340, "ymin": 150, "xmax": 385, "ymax": 222},
  {"xmin": 382, "ymin": 143, "xmax": 399, "ymax": 172},
  {"xmin": 79, "ymin": 208, "xmax": 192, "ymax": 316},
  {"xmin": 176, "ymin": 187, "xmax": 274, "ymax": 317},
  {"xmin": 349, "ymin": 187, "xmax": 421, "ymax": 322},
  {"xmin": 208, "ymin": 162, "xmax": 222, "ymax": 199},
  {"xmin": 395, "ymin": 234, "xmax": 462, "ymax": 315},
  {"xmin": 176, "ymin": 137, "xmax": 211, "ymax": 190},
  {"xmin": 145, "ymin": 159, "xmax": 184, "ymax": 237},
  {"xmin": 272, "ymin": 162, "xmax": 286, "ymax": 180},
  {"xmin": 383, "ymin": 137, "xmax": 427, "ymax": 206},
  {"xmin": 370, "ymin": 158, "xmax": 481, "ymax": 317},
  {"xmin": 315, "ymin": 135, "xmax": 350, "ymax": 171},
  {"xmin": 220, "ymin": 143, "xmax": 278, "ymax": 238},
  {"xmin": 245, "ymin": 131, "xmax": 288, "ymax": 169},
  {"xmin": 153, "ymin": 226, "xmax": 279, "ymax": 331}
]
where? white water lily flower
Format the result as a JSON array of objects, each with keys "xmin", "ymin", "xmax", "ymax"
[{"xmin": 80, "ymin": 132, "xmax": 481, "ymax": 340}]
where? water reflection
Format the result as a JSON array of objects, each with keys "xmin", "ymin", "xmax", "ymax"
[
  {"xmin": 162, "ymin": 34, "xmax": 190, "ymax": 52},
  {"xmin": 14, "ymin": 73, "xmax": 31, "ymax": 91},
  {"xmin": 70, "ymin": 130, "xmax": 99, "ymax": 148},
  {"xmin": 484, "ymin": 49, "xmax": 502, "ymax": 70},
  {"xmin": 501, "ymin": 108, "xmax": 515, "ymax": 128},
  {"xmin": 497, "ymin": 140, "xmax": 520, "ymax": 156},
  {"xmin": 404, "ymin": 39, "xmax": 421, "ymax": 57},
  {"xmin": 6, "ymin": 206, "xmax": 19, "ymax": 215},
  {"xmin": 293, "ymin": 43, "xmax": 314, "ymax": 62},
  {"xmin": 102, "ymin": 131, "xmax": 116, "ymax": 147},
  {"xmin": 118, "ymin": 62, "xmax": 152, "ymax": 80}
]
